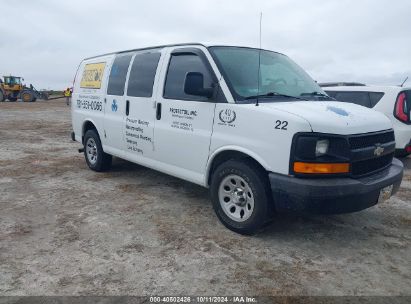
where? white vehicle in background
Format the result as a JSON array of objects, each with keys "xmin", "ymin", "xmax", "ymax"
[
  {"xmin": 321, "ymin": 82, "xmax": 411, "ymax": 157},
  {"xmin": 71, "ymin": 44, "xmax": 403, "ymax": 234}
]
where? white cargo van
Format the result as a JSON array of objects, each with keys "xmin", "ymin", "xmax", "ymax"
[{"xmin": 71, "ymin": 43, "xmax": 403, "ymax": 234}]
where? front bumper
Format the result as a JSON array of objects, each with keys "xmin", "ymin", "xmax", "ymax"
[{"xmin": 269, "ymin": 158, "xmax": 404, "ymax": 214}]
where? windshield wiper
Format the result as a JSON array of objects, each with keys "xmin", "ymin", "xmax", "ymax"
[
  {"xmin": 245, "ymin": 92, "xmax": 308, "ymax": 101},
  {"xmin": 300, "ymin": 92, "xmax": 335, "ymax": 100}
]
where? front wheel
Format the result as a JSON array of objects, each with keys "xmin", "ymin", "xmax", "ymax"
[
  {"xmin": 210, "ymin": 159, "xmax": 272, "ymax": 235},
  {"xmin": 21, "ymin": 91, "xmax": 34, "ymax": 102},
  {"xmin": 83, "ymin": 129, "xmax": 112, "ymax": 172}
]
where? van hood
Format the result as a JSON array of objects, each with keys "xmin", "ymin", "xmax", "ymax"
[{"xmin": 262, "ymin": 101, "xmax": 392, "ymax": 135}]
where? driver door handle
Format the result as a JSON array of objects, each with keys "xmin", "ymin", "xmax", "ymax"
[
  {"xmin": 156, "ymin": 102, "xmax": 162, "ymax": 120},
  {"xmin": 126, "ymin": 100, "xmax": 130, "ymax": 116}
]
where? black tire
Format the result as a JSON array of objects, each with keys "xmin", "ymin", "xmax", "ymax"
[
  {"xmin": 210, "ymin": 159, "xmax": 272, "ymax": 235},
  {"xmin": 0, "ymin": 90, "xmax": 5, "ymax": 102},
  {"xmin": 21, "ymin": 91, "xmax": 34, "ymax": 102},
  {"xmin": 83, "ymin": 129, "xmax": 112, "ymax": 172}
]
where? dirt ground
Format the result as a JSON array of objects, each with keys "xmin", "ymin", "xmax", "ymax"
[{"xmin": 0, "ymin": 98, "xmax": 410, "ymax": 296}]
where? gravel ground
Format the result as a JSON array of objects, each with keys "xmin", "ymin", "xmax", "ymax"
[{"xmin": 0, "ymin": 99, "xmax": 410, "ymax": 296}]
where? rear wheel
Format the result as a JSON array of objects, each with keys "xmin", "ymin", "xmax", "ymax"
[
  {"xmin": 0, "ymin": 90, "xmax": 5, "ymax": 102},
  {"xmin": 83, "ymin": 129, "xmax": 112, "ymax": 172},
  {"xmin": 210, "ymin": 159, "xmax": 272, "ymax": 235}
]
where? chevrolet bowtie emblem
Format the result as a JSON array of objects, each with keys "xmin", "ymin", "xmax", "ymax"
[{"xmin": 374, "ymin": 144, "xmax": 384, "ymax": 157}]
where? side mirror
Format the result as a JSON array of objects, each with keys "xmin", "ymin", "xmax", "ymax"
[{"xmin": 184, "ymin": 72, "xmax": 214, "ymax": 98}]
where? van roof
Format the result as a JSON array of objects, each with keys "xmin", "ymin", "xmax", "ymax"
[
  {"xmin": 84, "ymin": 43, "xmax": 285, "ymax": 60},
  {"xmin": 84, "ymin": 43, "xmax": 206, "ymax": 60}
]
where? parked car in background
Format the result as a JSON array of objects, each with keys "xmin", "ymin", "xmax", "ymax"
[{"xmin": 320, "ymin": 82, "xmax": 411, "ymax": 156}]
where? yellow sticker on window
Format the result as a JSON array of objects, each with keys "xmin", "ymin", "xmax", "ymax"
[{"xmin": 80, "ymin": 62, "xmax": 106, "ymax": 89}]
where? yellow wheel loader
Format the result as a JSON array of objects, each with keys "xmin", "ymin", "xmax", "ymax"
[{"xmin": 0, "ymin": 76, "xmax": 48, "ymax": 102}]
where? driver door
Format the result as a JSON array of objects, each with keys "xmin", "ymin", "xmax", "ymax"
[{"xmin": 153, "ymin": 48, "xmax": 219, "ymax": 184}]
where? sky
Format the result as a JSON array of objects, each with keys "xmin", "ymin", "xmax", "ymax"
[{"xmin": 0, "ymin": 0, "xmax": 410, "ymax": 90}]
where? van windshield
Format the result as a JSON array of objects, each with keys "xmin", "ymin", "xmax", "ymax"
[{"xmin": 209, "ymin": 46, "xmax": 327, "ymax": 103}]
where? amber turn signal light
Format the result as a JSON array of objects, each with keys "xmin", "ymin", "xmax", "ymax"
[{"xmin": 293, "ymin": 162, "xmax": 349, "ymax": 174}]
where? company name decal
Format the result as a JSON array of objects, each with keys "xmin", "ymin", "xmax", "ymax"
[
  {"xmin": 170, "ymin": 108, "xmax": 197, "ymax": 117},
  {"xmin": 80, "ymin": 62, "xmax": 106, "ymax": 89}
]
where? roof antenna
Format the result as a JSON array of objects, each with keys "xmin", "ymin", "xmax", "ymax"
[
  {"xmin": 256, "ymin": 12, "xmax": 262, "ymax": 107},
  {"xmin": 400, "ymin": 76, "xmax": 408, "ymax": 87}
]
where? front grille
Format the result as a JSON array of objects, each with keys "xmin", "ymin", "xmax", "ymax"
[
  {"xmin": 351, "ymin": 153, "xmax": 394, "ymax": 176},
  {"xmin": 348, "ymin": 130, "xmax": 395, "ymax": 177},
  {"xmin": 349, "ymin": 130, "xmax": 395, "ymax": 149}
]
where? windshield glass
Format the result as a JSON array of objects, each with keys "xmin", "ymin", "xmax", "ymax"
[
  {"xmin": 5, "ymin": 77, "xmax": 21, "ymax": 85},
  {"xmin": 209, "ymin": 46, "xmax": 326, "ymax": 103}
]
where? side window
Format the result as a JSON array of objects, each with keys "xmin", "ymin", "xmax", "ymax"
[
  {"xmin": 333, "ymin": 91, "xmax": 371, "ymax": 108},
  {"xmin": 164, "ymin": 54, "xmax": 213, "ymax": 101},
  {"xmin": 369, "ymin": 92, "xmax": 385, "ymax": 107},
  {"xmin": 127, "ymin": 52, "xmax": 161, "ymax": 97},
  {"xmin": 107, "ymin": 53, "xmax": 133, "ymax": 96}
]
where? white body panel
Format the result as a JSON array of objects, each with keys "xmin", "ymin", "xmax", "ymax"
[
  {"xmin": 72, "ymin": 55, "xmax": 114, "ymax": 144},
  {"xmin": 72, "ymin": 45, "xmax": 398, "ymax": 188},
  {"xmin": 209, "ymin": 103, "xmax": 311, "ymax": 175},
  {"xmin": 324, "ymin": 85, "xmax": 411, "ymax": 149}
]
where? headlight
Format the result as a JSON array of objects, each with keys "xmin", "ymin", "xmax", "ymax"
[
  {"xmin": 315, "ymin": 139, "xmax": 329, "ymax": 156},
  {"xmin": 291, "ymin": 133, "xmax": 350, "ymax": 176}
]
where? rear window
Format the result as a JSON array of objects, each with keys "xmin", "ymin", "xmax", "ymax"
[
  {"xmin": 334, "ymin": 91, "xmax": 371, "ymax": 107},
  {"xmin": 107, "ymin": 53, "xmax": 133, "ymax": 96},
  {"xmin": 127, "ymin": 52, "xmax": 161, "ymax": 98},
  {"xmin": 369, "ymin": 92, "xmax": 385, "ymax": 107},
  {"xmin": 325, "ymin": 91, "xmax": 384, "ymax": 108}
]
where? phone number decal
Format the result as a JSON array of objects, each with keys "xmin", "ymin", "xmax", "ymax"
[{"xmin": 76, "ymin": 99, "xmax": 103, "ymax": 111}]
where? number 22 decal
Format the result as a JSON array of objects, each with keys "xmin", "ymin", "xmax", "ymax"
[{"xmin": 275, "ymin": 120, "xmax": 288, "ymax": 130}]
